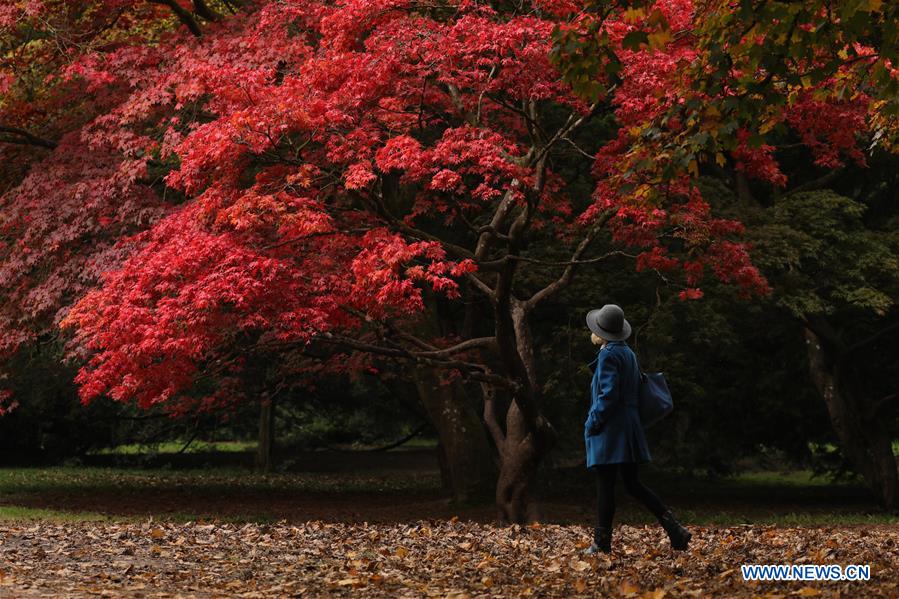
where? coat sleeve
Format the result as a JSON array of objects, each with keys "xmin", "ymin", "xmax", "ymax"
[{"xmin": 585, "ymin": 349, "xmax": 621, "ymax": 435}]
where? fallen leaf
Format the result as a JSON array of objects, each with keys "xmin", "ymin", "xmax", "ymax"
[
  {"xmin": 571, "ymin": 560, "xmax": 590, "ymax": 572},
  {"xmin": 620, "ymin": 579, "xmax": 641, "ymax": 596}
]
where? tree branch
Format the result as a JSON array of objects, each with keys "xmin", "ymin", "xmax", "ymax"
[
  {"xmin": 399, "ymin": 335, "xmax": 497, "ymax": 358},
  {"xmin": 318, "ymin": 332, "xmax": 514, "ymax": 389},
  {"xmin": 846, "ymin": 320, "xmax": 899, "ymax": 353},
  {"xmin": 0, "ymin": 125, "xmax": 57, "ymax": 149},
  {"xmin": 524, "ymin": 209, "xmax": 616, "ymax": 311},
  {"xmin": 192, "ymin": 0, "xmax": 220, "ymax": 21},
  {"xmin": 480, "ymin": 249, "xmax": 635, "ymax": 270},
  {"xmin": 149, "ymin": 0, "xmax": 202, "ymax": 36}
]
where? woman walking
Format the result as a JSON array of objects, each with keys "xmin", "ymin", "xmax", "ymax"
[{"xmin": 583, "ymin": 304, "xmax": 691, "ymax": 555}]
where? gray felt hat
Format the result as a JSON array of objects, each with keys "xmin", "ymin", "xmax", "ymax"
[{"xmin": 586, "ymin": 304, "xmax": 632, "ymax": 341}]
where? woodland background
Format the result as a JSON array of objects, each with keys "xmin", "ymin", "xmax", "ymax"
[{"xmin": 0, "ymin": 0, "xmax": 897, "ymax": 595}]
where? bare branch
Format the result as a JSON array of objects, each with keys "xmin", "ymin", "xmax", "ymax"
[
  {"xmin": 480, "ymin": 249, "xmax": 636, "ymax": 269},
  {"xmin": 0, "ymin": 125, "xmax": 57, "ymax": 149},
  {"xmin": 192, "ymin": 0, "xmax": 220, "ymax": 21},
  {"xmin": 318, "ymin": 332, "xmax": 514, "ymax": 389},
  {"xmin": 401, "ymin": 335, "xmax": 497, "ymax": 358},
  {"xmin": 524, "ymin": 209, "xmax": 616, "ymax": 311},
  {"xmin": 149, "ymin": 0, "xmax": 202, "ymax": 36}
]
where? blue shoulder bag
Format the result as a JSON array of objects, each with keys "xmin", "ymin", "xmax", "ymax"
[{"xmin": 638, "ymin": 372, "xmax": 673, "ymax": 428}]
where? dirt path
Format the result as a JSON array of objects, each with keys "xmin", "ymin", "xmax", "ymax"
[{"xmin": 1, "ymin": 521, "xmax": 896, "ymax": 598}]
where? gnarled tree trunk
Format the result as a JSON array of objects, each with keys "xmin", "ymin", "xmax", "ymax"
[
  {"xmin": 805, "ymin": 327, "xmax": 897, "ymax": 510},
  {"xmin": 486, "ymin": 298, "xmax": 558, "ymax": 523},
  {"xmin": 492, "ymin": 399, "xmax": 555, "ymax": 523}
]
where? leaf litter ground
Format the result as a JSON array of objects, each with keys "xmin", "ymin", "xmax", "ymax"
[{"xmin": 1, "ymin": 520, "xmax": 896, "ymax": 598}]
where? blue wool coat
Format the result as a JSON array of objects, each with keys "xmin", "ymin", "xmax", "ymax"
[{"xmin": 584, "ymin": 340, "xmax": 652, "ymax": 467}]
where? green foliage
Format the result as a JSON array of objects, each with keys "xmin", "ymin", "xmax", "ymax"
[
  {"xmin": 0, "ymin": 341, "xmax": 119, "ymax": 463},
  {"xmin": 748, "ymin": 190, "xmax": 899, "ymax": 320}
]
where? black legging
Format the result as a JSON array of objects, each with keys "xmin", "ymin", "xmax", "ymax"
[{"xmin": 594, "ymin": 462, "xmax": 668, "ymax": 530}]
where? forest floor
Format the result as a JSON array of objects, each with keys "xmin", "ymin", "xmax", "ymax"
[
  {"xmin": 0, "ymin": 451, "xmax": 897, "ymax": 597},
  {"xmin": 1, "ymin": 519, "xmax": 897, "ymax": 598}
]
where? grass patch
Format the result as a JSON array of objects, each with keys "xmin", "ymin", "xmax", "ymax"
[
  {"xmin": 669, "ymin": 509, "xmax": 899, "ymax": 527},
  {"xmin": 0, "ymin": 466, "xmax": 442, "ymax": 496},
  {"xmin": 728, "ymin": 469, "xmax": 856, "ymax": 486},
  {"xmin": 89, "ymin": 440, "xmax": 256, "ymax": 455},
  {"xmin": 89, "ymin": 438, "xmax": 440, "ymax": 456},
  {"xmin": 1, "ymin": 464, "xmax": 895, "ymax": 526},
  {"xmin": 0, "ymin": 505, "xmax": 113, "ymax": 522}
]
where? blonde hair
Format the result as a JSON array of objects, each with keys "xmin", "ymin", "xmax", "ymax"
[{"xmin": 591, "ymin": 332, "xmax": 605, "ymax": 346}]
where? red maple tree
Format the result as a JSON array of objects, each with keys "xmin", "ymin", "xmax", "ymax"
[{"xmin": 0, "ymin": 0, "xmax": 880, "ymax": 519}]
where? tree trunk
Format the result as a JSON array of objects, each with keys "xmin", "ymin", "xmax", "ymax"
[
  {"xmin": 414, "ymin": 366, "xmax": 497, "ymax": 503},
  {"xmin": 805, "ymin": 327, "xmax": 897, "ymax": 510},
  {"xmin": 255, "ymin": 394, "xmax": 276, "ymax": 473},
  {"xmin": 489, "ymin": 299, "xmax": 557, "ymax": 523},
  {"xmin": 493, "ymin": 400, "xmax": 555, "ymax": 523}
]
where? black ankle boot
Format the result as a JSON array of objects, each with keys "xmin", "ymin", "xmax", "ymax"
[
  {"xmin": 584, "ymin": 526, "xmax": 612, "ymax": 555},
  {"xmin": 659, "ymin": 510, "xmax": 691, "ymax": 550}
]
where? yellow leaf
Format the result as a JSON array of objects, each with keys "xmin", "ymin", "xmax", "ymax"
[
  {"xmin": 868, "ymin": 0, "xmax": 883, "ymax": 11},
  {"xmin": 635, "ymin": 184, "xmax": 652, "ymax": 198},
  {"xmin": 718, "ymin": 567, "xmax": 737, "ymax": 579},
  {"xmin": 395, "ymin": 546, "xmax": 408, "ymax": 558},
  {"xmin": 150, "ymin": 528, "xmax": 164, "ymax": 539},
  {"xmin": 648, "ymin": 29, "xmax": 673, "ymax": 50},
  {"xmin": 795, "ymin": 588, "xmax": 821, "ymax": 597},
  {"xmin": 620, "ymin": 579, "xmax": 641, "ymax": 596},
  {"xmin": 572, "ymin": 560, "xmax": 591, "ymax": 572},
  {"xmin": 715, "ymin": 153, "xmax": 727, "ymax": 167},
  {"xmin": 688, "ymin": 159, "xmax": 699, "ymax": 178},
  {"xmin": 647, "ymin": 9, "xmax": 668, "ymax": 28},
  {"xmin": 623, "ymin": 7, "xmax": 646, "ymax": 23},
  {"xmin": 641, "ymin": 589, "xmax": 667, "ymax": 599},
  {"xmin": 337, "ymin": 578, "xmax": 361, "ymax": 586},
  {"xmin": 482, "ymin": 576, "xmax": 494, "ymax": 588},
  {"xmin": 760, "ymin": 117, "xmax": 779, "ymax": 134},
  {"xmin": 574, "ymin": 579, "xmax": 587, "ymax": 593}
]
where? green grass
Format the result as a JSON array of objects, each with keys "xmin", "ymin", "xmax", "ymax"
[
  {"xmin": 0, "ymin": 466, "xmax": 444, "ymax": 524},
  {"xmin": 0, "ymin": 466, "xmax": 441, "ymax": 495},
  {"xmin": 89, "ymin": 437, "xmax": 440, "ymax": 455},
  {"xmin": 0, "ymin": 505, "xmax": 113, "ymax": 522},
  {"xmin": 1, "ymin": 464, "xmax": 896, "ymax": 526},
  {"xmin": 0, "ymin": 504, "xmax": 285, "ymax": 524},
  {"xmin": 658, "ymin": 509, "xmax": 899, "ymax": 527},
  {"xmin": 89, "ymin": 440, "xmax": 257, "ymax": 455},
  {"xmin": 810, "ymin": 440, "xmax": 899, "ymax": 456},
  {"xmin": 609, "ymin": 508, "xmax": 899, "ymax": 527},
  {"xmin": 728, "ymin": 469, "xmax": 850, "ymax": 486}
]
